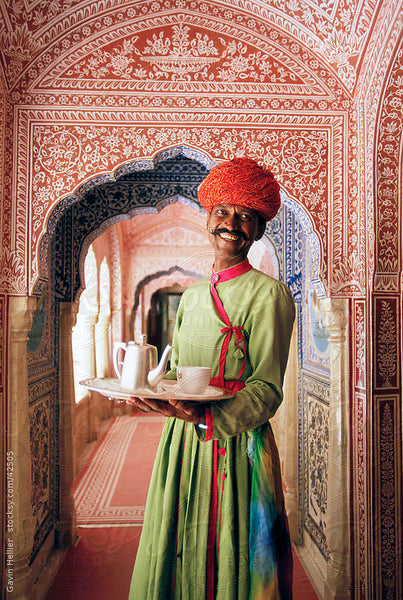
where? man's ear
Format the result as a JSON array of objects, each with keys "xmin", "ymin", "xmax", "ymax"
[{"xmin": 255, "ymin": 217, "xmax": 266, "ymax": 241}]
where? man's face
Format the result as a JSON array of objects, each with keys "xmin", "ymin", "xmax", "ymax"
[{"xmin": 206, "ymin": 204, "xmax": 265, "ymax": 264}]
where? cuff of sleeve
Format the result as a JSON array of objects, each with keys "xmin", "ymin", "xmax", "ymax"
[
  {"xmin": 203, "ymin": 407, "xmax": 214, "ymax": 442},
  {"xmin": 195, "ymin": 407, "xmax": 214, "ymax": 442}
]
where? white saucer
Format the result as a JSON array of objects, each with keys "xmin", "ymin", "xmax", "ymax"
[{"xmin": 79, "ymin": 378, "xmax": 233, "ymax": 402}]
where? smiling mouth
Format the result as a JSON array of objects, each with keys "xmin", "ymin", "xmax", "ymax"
[
  {"xmin": 211, "ymin": 228, "xmax": 248, "ymax": 241},
  {"xmin": 219, "ymin": 232, "xmax": 241, "ymax": 241}
]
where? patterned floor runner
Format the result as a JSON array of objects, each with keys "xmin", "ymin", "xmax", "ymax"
[{"xmin": 73, "ymin": 415, "xmax": 166, "ymax": 527}]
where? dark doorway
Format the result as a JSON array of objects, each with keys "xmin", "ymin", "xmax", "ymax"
[{"xmin": 147, "ymin": 287, "xmax": 183, "ymax": 356}]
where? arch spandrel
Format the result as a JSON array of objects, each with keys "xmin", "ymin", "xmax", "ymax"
[
  {"xmin": 34, "ymin": 140, "xmax": 331, "ymax": 299},
  {"xmin": 30, "ymin": 120, "xmax": 337, "ymax": 296},
  {"xmin": 45, "ymin": 151, "xmax": 211, "ymax": 302}
]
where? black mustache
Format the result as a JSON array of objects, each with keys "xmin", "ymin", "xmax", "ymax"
[{"xmin": 209, "ymin": 228, "xmax": 248, "ymax": 241}]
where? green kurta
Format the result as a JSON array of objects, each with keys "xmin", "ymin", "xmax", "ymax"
[{"xmin": 129, "ymin": 266, "xmax": 295, "ymax": 599}]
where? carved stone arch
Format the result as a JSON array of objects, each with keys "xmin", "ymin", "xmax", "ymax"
[
  {"xmin": 132, "ymin": 266, "xmax": 203, "ymax": 316},
  {"xmin": 282, "ymin": 193, "xmax": 324, "ymax": 298},
  {"xmin": 263, "ymin": 190, "xmax": 325, "ymax": 305},
  {"xmin": 32, "ymin": 146, "xmax": 215, "ymax": 567},
  {"xmin": 37, "ymin": 146, "xmax": 213, "ymax": 301},
  {"xmin": 130, "ymin": 266, "xmax": 202, "ymax": 340}
]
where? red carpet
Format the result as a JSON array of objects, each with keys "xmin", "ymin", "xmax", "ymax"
[
  {"xmin": 45, "ymin": 526, "xmax": 141, "ymax": 600},
  {"xmin": 73, "ymin": 415, "xmax": 166, "ymax": 526},
  {"xmin": 46, "ymin": 415, "xmax": 318, "ymax": 599}
]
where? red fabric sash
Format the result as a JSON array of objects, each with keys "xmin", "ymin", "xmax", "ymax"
[
  {"xmin": 210, "ymin": 260, "xmax": 251, "ymax": 388},
  {"xmin": 206, "ymin": 260, "xmax": 251, "ymax": 599},
  {"xmin": 209, "ymin": 376, "xmax": 245, "ymax": 394}
]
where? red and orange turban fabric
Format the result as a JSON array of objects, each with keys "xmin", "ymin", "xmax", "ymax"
[{"xmin": 198, "ymin": 157, "xmax": 281, "ymax": 222}]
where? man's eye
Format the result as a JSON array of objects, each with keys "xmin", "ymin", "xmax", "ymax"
[{"xmin": 240, "ymin": 213, "xmax": 251, "ymax": 220}]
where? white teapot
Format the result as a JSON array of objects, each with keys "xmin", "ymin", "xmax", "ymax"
[{"xmin": 113, "ymin": 335, "xmax": 172, "ymax": 392}]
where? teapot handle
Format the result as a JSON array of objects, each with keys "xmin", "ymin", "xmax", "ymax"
[{"xmin": 112, "ymin": 342, "xmax": 127, "ymax": 379}]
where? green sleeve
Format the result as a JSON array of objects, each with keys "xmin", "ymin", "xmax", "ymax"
[{"xmin": 210, "ymin": 284, "xmax": 295, "ymax": 439}]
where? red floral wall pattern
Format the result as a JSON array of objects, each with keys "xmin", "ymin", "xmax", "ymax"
[
  {"xmin": 375, "ymin": 46, "xmax": 403, "ymax": 293},
  {"xmin": 372, "ymin": 39, "xmax": 403, "ymax": 600},
  {"xmin": 21, "ymin": 117, "xmax": 336, "ymax": 294}
]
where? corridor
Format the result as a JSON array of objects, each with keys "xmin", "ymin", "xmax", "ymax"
[{"xmin": 45, "ymin": 414, "xmax": 319, "ymax": 599}]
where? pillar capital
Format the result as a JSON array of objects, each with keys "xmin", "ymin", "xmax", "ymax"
[
  {"xmin": 8, "ymin": 296, "xmax": 37, "ymax": 340},
  {"xmin": 321, "ymin": 297, "xmax": 348, "ymax": 341},
  {"xmin": 59, "ymin": 300, "xmax": 79, "ymax": 327}
]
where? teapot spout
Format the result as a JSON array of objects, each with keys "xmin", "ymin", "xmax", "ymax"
[{"xmin": 148, "ymin": 344, "xmax": 173, "ymax": 387}]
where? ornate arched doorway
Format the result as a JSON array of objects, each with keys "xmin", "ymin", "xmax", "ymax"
[{"xmin": 31, "ymin": 146, "xmax": 341, "ymax": 596}]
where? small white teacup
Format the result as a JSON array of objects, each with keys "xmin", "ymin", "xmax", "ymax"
[{"xmin": 176, "ymin": 366, "xmax": 212, "ymax": 395}]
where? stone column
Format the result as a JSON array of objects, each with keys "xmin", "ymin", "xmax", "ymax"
[
  {"xmin": 282, "ymin": 320, "xmax": 302, "ymax": 543},
  {"xmin": 58, "ymin": 301, "xmax": 79, "ymax": 547},
  {"xmin": 95, "ymin": 312, "xmax": 113, "ymax": 419},
  {"xmin": 87, "ymin": 312, "xmax": 99, "ymax": 440},
  {"xmin": 7, "ymin": 296, "xmax": 37, "ymax": 599},
  {"xmin": 322, "ymin": 298, "xmax": 350, "ymax": 599},
  {"xmin": 95, "ymin": 312, "xmax": 111, "ymax": 377},
  {"xmin": 123, "ymin": 301, "xmax": 134, "ymax": 341},
  {"xmin": 110, "ymin": 308, "xmax": 122, "ymax": 366}
]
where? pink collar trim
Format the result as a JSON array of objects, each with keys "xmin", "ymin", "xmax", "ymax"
[{"xmin": 210, "ymin": 259, "xmax": 253, "ymax": 285}]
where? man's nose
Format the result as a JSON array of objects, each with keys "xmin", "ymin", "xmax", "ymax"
[{"xmin": 223, "ymin": 212, "xmax": 240, "ymax": 230}]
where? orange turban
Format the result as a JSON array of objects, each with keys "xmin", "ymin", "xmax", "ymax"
[{"xmin": 198, "ymin": 157, "xmax": 281, "ymax": 222}]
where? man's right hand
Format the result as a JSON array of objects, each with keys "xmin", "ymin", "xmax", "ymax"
[{"xmin": 127, "ymin": 396, "xmax": 206, "ymax": 425}]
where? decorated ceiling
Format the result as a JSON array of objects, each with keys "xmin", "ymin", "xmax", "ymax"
[{"xmin": 0, "ymin": 0, "xmax": 384, "ymax": 99}]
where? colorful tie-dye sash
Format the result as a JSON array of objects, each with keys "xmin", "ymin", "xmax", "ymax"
[{"xmin": 248, "ymin": 424, "xmax": 293, "ymax": 599}]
